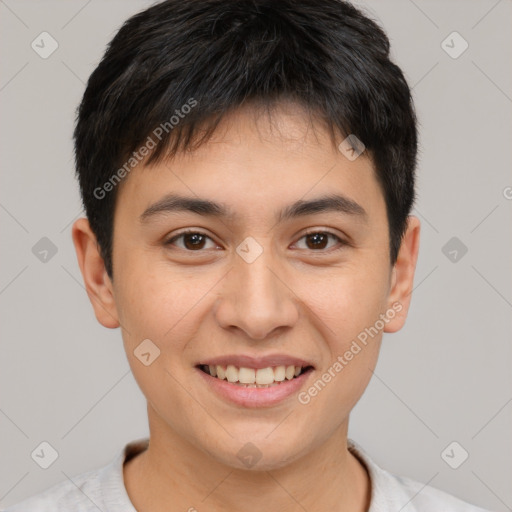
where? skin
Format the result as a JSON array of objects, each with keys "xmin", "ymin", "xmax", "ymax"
[{"xmin": 72, "ymin": 100, "xmax": 420, "ymax": 512}]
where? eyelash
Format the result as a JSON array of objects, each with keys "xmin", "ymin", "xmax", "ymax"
[{"xmin": 165, "ymin": 229, "xmax": 347, "ymax": 253}]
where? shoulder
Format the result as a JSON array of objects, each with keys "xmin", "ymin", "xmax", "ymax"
[
  {"xmin": 2, "ymin": 438, "xmax": 148, "ymax": 512},
  {"xmin": 2, "ymin": 466, "xmax": 105, "ymax": 512},
  {"xmin": 386, "ymin": 472, "xmax": 492, "ymax": 512},
  {"xmin": 348, "ymin": 440, "xmax": 493, "ymax": 512}
]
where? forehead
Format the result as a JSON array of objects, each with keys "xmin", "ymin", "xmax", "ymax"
[{"xmin": 115, "ymin": 101, "xmax": 385, "ymax": 225}]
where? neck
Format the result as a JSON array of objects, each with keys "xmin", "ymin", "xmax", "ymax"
[{"xmin": 124, "ymin": 406, "xmax": 370, "ymax": 512}]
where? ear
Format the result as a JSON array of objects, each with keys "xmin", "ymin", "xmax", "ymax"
[
  {"xmin": 383, "ymin": 215, "xmax": 421, "ymax": 333},
  {"xmin": 71, "ymin": 217, "xmax": 120, "ymax": 329}
]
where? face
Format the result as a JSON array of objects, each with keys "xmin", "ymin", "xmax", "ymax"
[{"xmin": 73, "ymin": 101, "xmax": 419, "ymax": 471}]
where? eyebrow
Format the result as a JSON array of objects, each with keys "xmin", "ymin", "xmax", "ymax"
[{"xmin": 139, "ymin": 193, "xmax": 367, "ymax": 224}]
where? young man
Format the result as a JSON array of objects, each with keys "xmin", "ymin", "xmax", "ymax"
[{"xmin": 5, "ymin": 0, "xmax": 492, "ymax": 511}]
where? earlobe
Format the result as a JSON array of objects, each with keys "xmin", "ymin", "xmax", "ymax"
[
  {"xmin": 71, "ymin": 217, "xmax": 120, "ymax": 329},
  {"xmin": 383, "ymin": 215, "xmax": 421, "ymax": 333}
]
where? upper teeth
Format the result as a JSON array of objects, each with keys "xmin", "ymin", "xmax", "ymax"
[{"xmin": 207, "ymin": 364, "xmax": 303, "ymax": 384}]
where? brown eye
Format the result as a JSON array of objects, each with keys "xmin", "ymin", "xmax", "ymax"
[
  {"xmin": 305, "ymin": 232, "xmax": 329, "ymax": 250},
  {"xmin": 165, "ymin": 231, "xmax": 217, "ymax": 251},
  {"xmin": 182, "ymin": 233, "xmax": 207, "ymax": 250},
  {"xmin": 294, "ymin": 231, "xmax": 345, "ymax": 251}
]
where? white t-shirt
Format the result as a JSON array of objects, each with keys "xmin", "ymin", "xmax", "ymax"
[{"xmin": 2, "ymin": 438, "xmax": 492, "ymax": 512}]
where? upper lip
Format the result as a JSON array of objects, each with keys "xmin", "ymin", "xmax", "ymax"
[{"xmin": 197, "ymin": 354, "xmax": 314, "ymax": 370}]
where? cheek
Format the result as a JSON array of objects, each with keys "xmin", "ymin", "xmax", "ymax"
[
  {"xmin": 290, "ymin": 255, "xmax": 389, "ymax": 407},
  {"xmin": 115, "ymin": 261, "xmax": 213, "ymax": 344},
  {"xmin": 297, "ymin": 259, "xmax": 391, "ymax": 344},
  {"xmin": 297, "ymin": 274, "xmax": 385, "ymax": 427},
  {"xmin": 115, "ymin": 267, "xmax": 208, "ymax": 422}
]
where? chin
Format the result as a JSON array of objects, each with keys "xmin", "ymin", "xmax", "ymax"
[{"xmin": 208, "ymin": 435, "xmax": 308, "ymax": 472}]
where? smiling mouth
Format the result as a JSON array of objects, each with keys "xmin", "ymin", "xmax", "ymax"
[{"xmin": 197, "ymin": 364, "xmax": 314, "ymax": 388}]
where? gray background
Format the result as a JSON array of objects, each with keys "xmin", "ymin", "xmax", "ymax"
[{"xmin": 1, "ymin": 0, "xmax": 511, "ymax": 510}]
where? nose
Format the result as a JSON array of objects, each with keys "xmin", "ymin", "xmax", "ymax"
[{"xmin": 213, "ymin": 249, "xmax": 300, "ymax": 340}]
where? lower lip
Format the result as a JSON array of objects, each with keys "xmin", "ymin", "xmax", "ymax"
[{"xmin": 195, "ymin": 367, "xmax": 313, "ymax": 408}]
